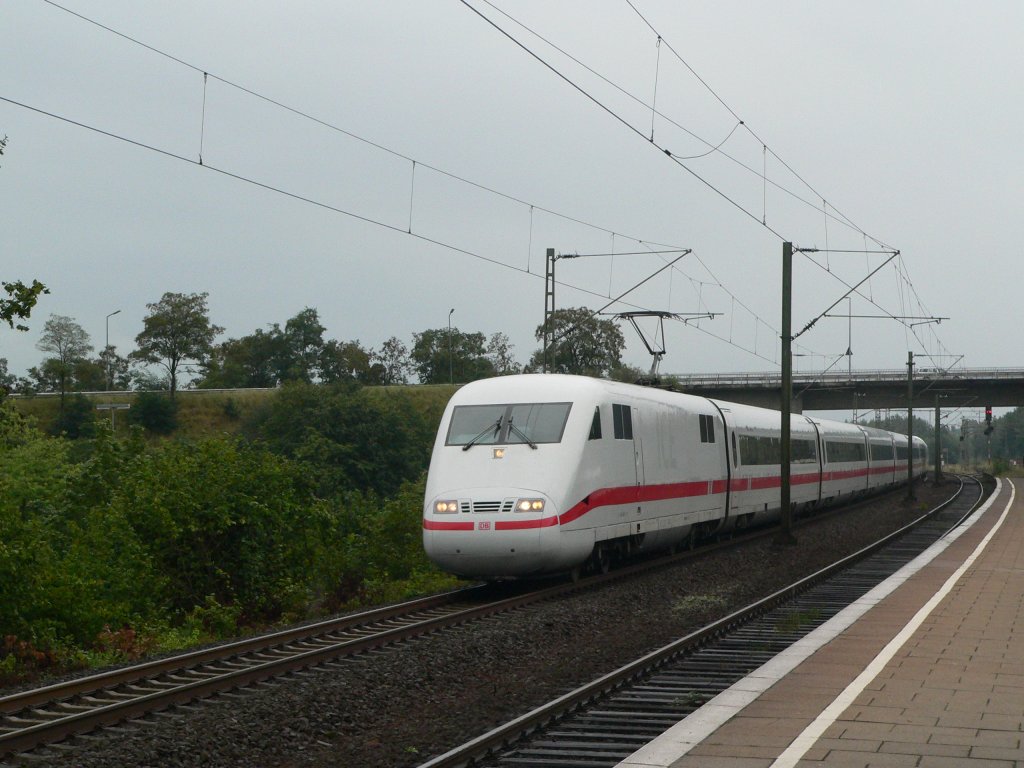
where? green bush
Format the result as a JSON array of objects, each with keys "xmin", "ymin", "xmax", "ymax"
[
  {"xmin": 52, "ymin": 393, "xmax": 96, "ymax": 439},
  {"xmin": 0, "ymin": 392, "xmax": 459, "ymax": 678},
  {"xmin": 130, "ymin": 391, "xmax": 178, "ymax": 434},
  {"xmin": 0, "ymin": 405, "xmax": 70, "ymax": 646},
  {"xmin": 109, "ymin": 436, "xmax": 319, "ymax": 618},
  {"xmin": 244, "ymin": 381, "xmax": 432, "ymax": 498},
  {"xmin": 309, "ymin": 477, "xmax": 458, "ymax": 608}
]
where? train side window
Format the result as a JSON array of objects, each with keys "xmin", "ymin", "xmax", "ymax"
[
  {"xmin": 699, "ymin": 414, "xmax": 716, "ymax": 444},
  {"xmin": 870, "ymin": 442, "xmax": 894, "ymax": 461},
  {"xmin": 826, "ymin": 440, "xmax": 866, "ymax": 463},
  {"xmin": 732, "ymin": 432, "xmax": 737, "ymax": 467},
  {"xmin": 612, "ymin": 403, "xmax": 633, "ymax": 439},
  {"xmin": 589, "ymin": 407, "xmax": 602, "ymax": 440},
  {"xmin": 792, "ymin": 439, "xmax": 817, "ymax": 463}
]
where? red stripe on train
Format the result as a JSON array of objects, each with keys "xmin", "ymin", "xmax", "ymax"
[
  {"xmin": 558, "ymin": 479, "xmax": 719, "ymax": 525},
  {"xmin": 427, "ymin": 465, "xmax": 900, "ymax": 532},
  {"xmin": 422, "ymin": 519, "xmax": 475, "ymax": 531},
  {"xmin": 496, "ymin": 516, "xmax": 559, "ymax": 530}
]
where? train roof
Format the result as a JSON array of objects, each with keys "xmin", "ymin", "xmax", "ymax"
[
  {"xmin": 448, "ymin": 374, "xmax": 712, "ymax": 410},
  {"xmin": 448, "ymin": 376, "xmax": 925, "ymax": 448}
]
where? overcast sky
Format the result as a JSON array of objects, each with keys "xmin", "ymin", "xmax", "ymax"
[{"xmin": 2, "ymin": 1, "xmax": 1021, "ymax": 406}]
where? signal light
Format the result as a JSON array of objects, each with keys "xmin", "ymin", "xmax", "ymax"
[{"xmin": 985, "ymin": 406, "xmax": 993, "ymax": 423}]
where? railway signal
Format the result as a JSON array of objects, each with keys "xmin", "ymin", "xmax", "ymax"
[{"xmin": 984, "ymin": 406, "xmax": 994, "ymax": 435}]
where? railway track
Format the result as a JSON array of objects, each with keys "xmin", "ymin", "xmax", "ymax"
[
  {"xmin": 419, "ymin": 474, "xmax": 986, "ymax": 768},
  {"xmin": 0, "ymin": 588, "xmax": 505, "ymax": 760},
  {"xmin": 0, "ymin": 480, "xmax": 959, "ymax": 762}
]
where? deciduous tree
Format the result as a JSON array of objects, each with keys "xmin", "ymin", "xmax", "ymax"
[
  {"xmin": 36, "ymin": 314, "xmax": 93, "ymax": 412},
  {"xmin": 319, "ymin": 339, "xmax": 380, "ymax": 383},
  {"xmin": 201, "ymin": 329, "xmax": 282, "ymax": 389},
  {"xmin": 131, "ymin": 292, "xmax": 223, "ymax": 398},
  {"xmin": 98, "ymin": 346, "xmax": 132, "ymax": 390},
  {"xmin": 0, "ymin": 358, "xmax": 16, "ymax": 396},
  {"xmin": 1, "ymin": 279, "xmax": 49, "ymax": 332},
  {"xmin": 411, "ymin": 327, "xmax": 495, "ymax": 384},
  {"xmin": 245, "ymin": 382, "xmax": 430, "ymax": 497},
  {"xmin": 374, "ymin": 336, "xmax": 413, "ymax": 385},
  {"xmin": 486, "ymin": 332, "xmax": 521, "ymax": 376},
  {"xmin": 280, "ymin": 307, "xmax": 326, "ymax": 383},
  {"xmin": 528, "ymin": 307, "xmax": 625, "ymax": 377}
]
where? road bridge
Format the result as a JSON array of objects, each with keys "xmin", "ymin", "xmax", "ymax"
[{"xmin": 665, "ymin": 368, "xmax": 1024, "ymax": 413}]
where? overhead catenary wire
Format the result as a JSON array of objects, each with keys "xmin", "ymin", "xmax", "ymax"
[
  {"xmin": 476, "ymin": 0, "xmax": 861, "ymax": 237},
  {"xmin": 797, "ymin": 249, "xmax": 946, "ymax": 360},
  {"xmin": 18, "ymin": 3, "xmax": 808, "ymax": 372},
  {"xmin": 198, "ymin": 71, "xmax": 208, "ymax": 165},
  {"xmin": 459, "ymin": 0, "xmax": 789, "ymax": 241},
  {"xmin": 649, "ymin": 35, "xmax": 661, "ymax": 141},
  {"xmin": 31, "ymin": 0, "xmax": 943, "ymax": 372},
  {"xmin": 618, "ymin": 239, "xmax": 808, "ymax": 365},
  {"xmin": 622, "ymin": 0, "xmax": 892, "ymax": 251},
  {"xmin": 545, "ymin": 251, "xmax": 691, "ymax": 352},
  {"xmin": 36, "ymin": 0, "xmax": 683, "ymax": 259},
  {"xmin": 0, "ymin": 94, "xmax": 657, "ymax": 314},
  {"xmin": 615, "ymin": 2, "xmax": 957, "ymax": 366},
  {"xmin": 41, "ymin": 0, "xmax": 800, "ymax": 365},
  {"xmin": 39, "ymin": 0, "xmax": 836, "ymax": 369},
  {"xmin": 461, "ymin": 0, "xmax": 952, "ymax": 369},
  {"xmin": 46, "ymin": 0, "xmax": 815, "ymax": 368}
]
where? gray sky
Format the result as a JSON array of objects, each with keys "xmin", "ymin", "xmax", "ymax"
[{"xmin": 2, "ymin": 1, "xmax": 1021, "ymax": 403}]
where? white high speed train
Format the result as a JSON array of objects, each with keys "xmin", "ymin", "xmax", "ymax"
[{"xmin": 422, "ymin": 374, "xmax": 927, "ymax": 579}]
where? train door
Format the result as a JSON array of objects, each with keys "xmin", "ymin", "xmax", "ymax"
[
  {"xmin": 632, "ymin": 406, "xmax": 645, "ymax": 502},
  {"xmin": 808, "ymin": 419, "xmax": 824, "ymax": 505},
  {"xmin": 729, "ymin": 429, "xmax": 740, "ymax": 518},
  {"xmin": 612, "ymin": 402, "xmax": 642, "ymax": 509}
]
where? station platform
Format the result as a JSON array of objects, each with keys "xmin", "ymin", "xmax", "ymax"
[{"xmin": 619, "ymin": 478, "xmax": 1022, "ymax": 768}]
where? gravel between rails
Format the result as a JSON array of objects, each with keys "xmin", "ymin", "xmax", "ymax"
[{"xmin": 30, "ymin": 481, "xmax": 955, "ymax": 768}]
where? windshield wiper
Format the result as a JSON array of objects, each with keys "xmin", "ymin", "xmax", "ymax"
[
  {"xmin": 507, "ymin": 418, "xmax": 538, "ymax": 450},
  {"xmin": 462, "ymin": 417, "xmax": 502, "ymax": 451}
]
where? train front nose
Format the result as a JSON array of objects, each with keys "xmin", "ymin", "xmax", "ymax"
[{"xmin": 422, "ymin": 491, "xmax": 557, "ymax": 579}]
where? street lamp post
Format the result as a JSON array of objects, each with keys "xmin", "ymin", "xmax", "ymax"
[
  {"xmin": 448, "ymin": 308, "xmax": 455, "ymax": 385},
  {"xmin": 105, "ymin": 309, "xmax": 121, "ymax": 391}
]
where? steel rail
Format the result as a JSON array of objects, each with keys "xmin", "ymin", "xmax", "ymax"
[
  {"xmin": 1, "ymin": 588, "xmax": 486, "ymax": 714},
  {"xmin": 0, "ymin": 589, "xmax": 515, "ymax": 756}
]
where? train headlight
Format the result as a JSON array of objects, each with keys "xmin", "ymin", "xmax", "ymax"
[
  {"xmin": 434, "ymin": 500, "xmax": 459, "ymax": 514},
  {"xmin": 515, "ymin": 498, "xmax": 545, "ymax": 513}
]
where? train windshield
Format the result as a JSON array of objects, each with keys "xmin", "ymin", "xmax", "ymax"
[{"xmin": 447, "ymin": 402, "xmax": 572, "ymax": 447}]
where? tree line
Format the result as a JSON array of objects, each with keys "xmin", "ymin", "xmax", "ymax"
[{"xmin": 1, "ymin": 292, "xmax": 639, "ymax": 405}]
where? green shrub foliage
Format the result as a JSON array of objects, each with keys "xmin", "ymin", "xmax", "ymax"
[
  {"xmin": 244, "ymin": 381, "xmax": 432, "ymax": 497},
  {"xmin": 129, "ymin": 391, "xmax": 178, "ymax": 434},
  {"xmin": 0, "ymin": 390, "xmax": 454, "ymax": 673},
  {"xmin": 110, "ymin": 436, "xmax": 319, "ymax": 617},
  {"xmin": 51, "ymin": 393, "xmax": 96, "ymax": 439}
]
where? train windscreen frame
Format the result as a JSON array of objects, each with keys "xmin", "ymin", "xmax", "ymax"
[{"xmin": 446, "ymin": 402, "xmax": 572, "ymax": 446}]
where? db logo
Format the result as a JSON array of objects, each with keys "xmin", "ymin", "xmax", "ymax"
[{"xmin": 478, "ymin": 521, "xmax": 491, "ymax": 531}]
